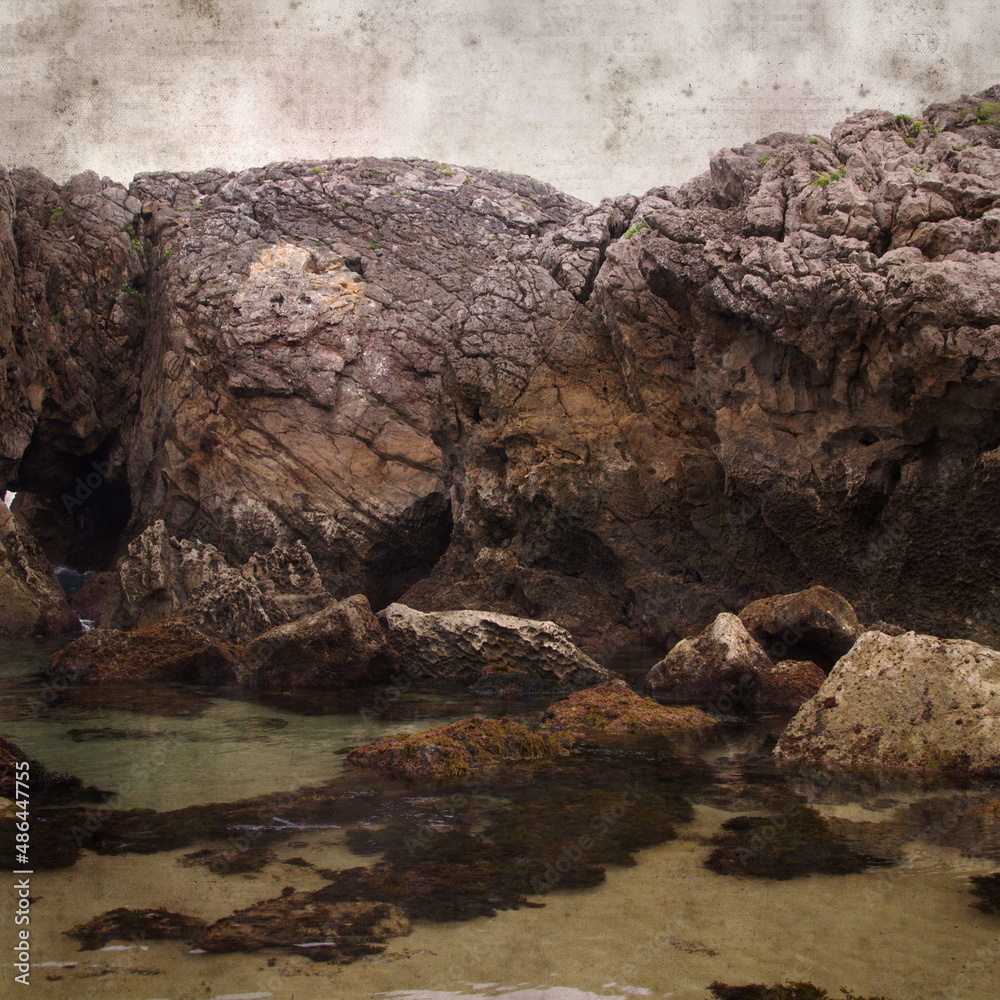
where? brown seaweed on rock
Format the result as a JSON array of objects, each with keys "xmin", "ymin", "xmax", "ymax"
[
  {"xmin": 66, "ymin": 907, "xmax": 208, "ymax": 950},
  {"xmin": 708, "ymin": 984, "xmax": 902, "ymax": 1000}
]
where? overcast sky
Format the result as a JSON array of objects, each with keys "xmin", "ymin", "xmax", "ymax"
[{"xmin": 1, "ymin": 1, "xmax": 998, "ymax": 204}]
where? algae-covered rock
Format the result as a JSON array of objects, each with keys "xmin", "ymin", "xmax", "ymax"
[
  {"xmin": 540, "ymin": 682, "xmax": 718, "ymax": 734},
  {"xmin": 48, "ymin": 618, "xmax": 239, "ymax": 684},
  {"xmin": 65, "ymin": 907, "xmax": 208, "ymax": 950},
  {"xmin": 970, "ymin": 871, "xmax": 1000, "ymax": 914},
  {"xmin": 191, "ymin": 895, "xmax": 409, "ymax": 961},
  {"xmin": 470, "ymin": 661, "xmax": 570, "ymax": 698},
  {"xmin": 774, "ymin": 630, "xmax": 1000, "ymax": 775},
  {"xmin": 756, "ymin": 659, "xmax": 827, "ymax": 712},
  {"xmin": 238, "ymin": 594, "xmax": 399, "ymax": 689},
  {"xmin": 379, "ymin": 604, "xmax": 617, "ymax": 687},
  {"xmin": 345, "ymin": 716, "xmax": 573, "ymax": 779}
]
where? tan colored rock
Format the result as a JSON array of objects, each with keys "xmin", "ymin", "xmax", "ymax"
[
  {"xmin": 238, "ymin": 595, "xmax": 399, "ymax": 689},
  {"xmin": 0, "ymin": 504, "xmax": 79, "ymax": 637},
  {"xmin": 775, "ymin": 630, "xmax": 1000, "ymax": 774},
  {"xmin": 644, "ymin": 613, "xmax": 772, "ymax": 710},
  {"xmin": 378, "ymin": 603, "xmax": 616, "ymax": 687}
]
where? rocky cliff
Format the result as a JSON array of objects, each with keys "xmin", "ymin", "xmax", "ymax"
[{"xmin": 2, "ymin": 87, "xmax": 999, "ymax": 647}]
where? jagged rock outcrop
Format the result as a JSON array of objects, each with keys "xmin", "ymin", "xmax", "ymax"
[
  {"xmin": 238, "ymin": 594, "xmax": 399, "ymax": 689},
  {"xmin": 115, "ymin": 520, "xmax": 328, "ymax": 642},
  {"xmin": 774, "ymin": 630, "xmax": 1000, "ymax": 774},
  {"xmin": 378, "ymin": 603, "xmax": 616, "ymax": 687},
  {"xmin": 3, "ymin": 88, "xmax": 1000, "ymax": 646},
  {"xmin": 0, "ymin": 503, "xmax": 79, "ymax": 636}
]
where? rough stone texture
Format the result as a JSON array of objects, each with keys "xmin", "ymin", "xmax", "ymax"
[
  {"xmin": 644, "ymin": 612, "xmax": 773, "ymax": 709},
  {"xmin": 238, "ymin": 594, "xmax": 400, "ymax": 689},
  {"xmin": 68, "ymin": 570, "xmax": 121, "ymax": 626},
  {"xmin": 378, "ymin": 603, "xmax": 616, "ymax": 687},
  {"xmin": 0, "ymin": 503, "xmax": 80, "ymax": 636},
  {"xmin": 756, "ymin": 659, "xmax": 828, "ymax": 712},
  {"xmin": 774, "ymin": 630, "xmax": 1000, "ymax": 774},
  {"xmin": 738, "ymin": 585, "xmax": 862, "ymax": 669},
  {"xmin": 49, "ymin": 618, "xmax": 239, "ymax": 684},
  {"xmin": 2, "ymin": 89, "xmax": 1000, "ymax": 648},
  {"xmin": 115, "ymin": 520, "xmax": 328, "ymax": 642}
]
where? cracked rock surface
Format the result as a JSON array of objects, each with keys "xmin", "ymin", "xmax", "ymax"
[{"xmin": 2, "ymin": 88, "xmax": 1000, "ymax": 646}]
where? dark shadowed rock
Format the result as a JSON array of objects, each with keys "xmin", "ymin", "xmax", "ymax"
[
  {"xmin": 775, "ymin": 630, "xmax": 1000, "ymax": 774},
  {"xmin": 644, "ymin": 613, "xmax": 773, "ymax": 710},
  {"xmin": 238, "ymin": 594, "xmax": 399, "ymax": 689},
  {"xmin": 49, "ymin": 618, "xmax": 239, "ymax": 684},
  {"xmin": 66, "ymin": 907, "xmax": 208, "ymax": 950},
  {"xmin": 378, "ymin": 603, "xmax": 616, "ymax": 687},
  {"xmin": 739, "ymin": 586, "xmax": 862, "ymax": 669}
]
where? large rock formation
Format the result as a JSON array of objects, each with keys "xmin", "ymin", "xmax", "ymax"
[
  {"xmin": 774, "ymin": 630, "xmax": 1000, "ymax": 774},
  {"xmin": 2, "ymin": 88, "xmax": 1000, "ymax": 646}
]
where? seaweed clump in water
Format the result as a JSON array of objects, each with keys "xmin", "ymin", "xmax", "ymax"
[
  {"xmin": 970, "ymin": 871, "xmax": 1000, "ymax": 913},
  {"xmin": 540, "ymin": 682, "xmax": 718, "ymax": 734},
  {"xmin": 345, "ymin": 716, "xmax": 573, "ymax": 779},
  {"xmin": 705, "ymin": 805, "xmax": 897, "ymax": 879},
  {"xmin": 708, "ymin": 984, "xmax": 902, "ymax": 999},
  {"xmin": 66, "ymin": 908, "xmax": 208, "ymax": 950},
  {"xmin": 190, "ymin": 894, "xmax": 410, "ymax": 962}
]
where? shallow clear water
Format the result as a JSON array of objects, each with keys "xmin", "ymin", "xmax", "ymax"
[{"xmin": 1, "ymin": 641, "xmax": 998, "ymax": 1000}]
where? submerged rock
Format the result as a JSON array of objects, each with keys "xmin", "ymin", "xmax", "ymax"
[
  {"xmin": 345, "ymin": 716, "xmax": 573, "ymax": 779},
  {"xmin": 708, "ymin": 984, "xmax": 898, "ymax": 1000},
  {"xmin": 774, "ymin": 630, "xmax": 1000, "ymax": 775},
  {"xmin": 48, "ymin": 618, "xmax": 239, "ymax": 684},
  {"xmin": 469, "ymin": 661, "xmax": 570, "ymax": 698},
  {"xmin": 0, "ymin": 504, "xmax": 80, "ymax": 637},
  {"xmin": 379, "ymin": 603, "xmax": 616, "ymax": 687},
  {"xmin": 644, "ymin": 613, "xmax": 772, "ymax": 710},
  {"xmin": 540, "ymin": 682, "xmax": 718, "ymax": 734},
  {"xmin": 738, "ymin": 586, "xmax": 862, "ymax": 669},
  {"xmin": 970, "ymin": 871, "xmax": 1000, "ymax": 914},
  {"xmin": 190, "ymin": 896, "xmax": 410, "ymax": 962},
  {"xmin": 237, "ymin": 594, "xmax": 399, "ymax": 689},
  {"xmin": 65, "ymin": 908, "xmax": 208, "ymax": 950}
]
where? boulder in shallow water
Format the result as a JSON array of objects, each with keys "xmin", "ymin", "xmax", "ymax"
[
  {"xmin": 49, "ymin": 618, "xmax": 239, "ymax": 684},
  {"xmin": 644, "ymin": 613, "xmax": 773, "ymax": 710},
  {"xmin": 756, "ymin": 659, "xmax": 828, "ymax": 712},
  {"xmin": 738, "ymin": 585, "xmax": 862, "ymax": 669},
  {"xmin": 237, "ymin": 594, "xmax": 399, "ymax": 689},
  {"xmin": 378, "ymin": 603, "xmax": 617, "ymax": 687},
  {"xmin": 65, "ymin": 907, "xmax": 208, "ymax": 950},
  {"xmin": 774, "ymin": 630, "xmax": 1000, "ymax": 774}
]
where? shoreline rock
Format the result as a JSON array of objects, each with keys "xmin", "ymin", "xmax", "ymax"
[{"xmin": 774, "ymin": 630, "xmax": 1000, "ymax": 775}]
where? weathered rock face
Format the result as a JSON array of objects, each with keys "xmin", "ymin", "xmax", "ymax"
[
  {"xmin": 644, "ymin": 612, "xmax": 772, "ymax": 709},
  {"xmin": 774, "ymin": 630, "xmax": 1000, "ymax": 774},
  {"xmin": 738, "ymin": 586, "xmax": 862, "ymax": 669},
  {"xmin": 0, "ymin": 504, "xmax": 79, "ymax": 636},
  {"xmin": 756, "ymin": 659, "xmax": 828, "ymax": 712},
  {"xmin": 379, "ymin": 603, "xmax": 616, "ymax": 687},
  {"xmin": 238, "ymin": 594, "xmax": 400, "ymax": 689},
  {"xmin": 3, "ymin": 88, "xmax": 1000, "ymax": 646}
]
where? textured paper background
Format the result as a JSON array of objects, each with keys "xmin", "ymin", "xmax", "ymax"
[{"xmin": 2, "ymin": 0, "xmax": 999, "ymax": 202}]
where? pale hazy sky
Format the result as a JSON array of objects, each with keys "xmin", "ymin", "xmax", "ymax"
[{"xmin": 1, "ymin": 1, "xmax": 999, "ymax": 204}]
